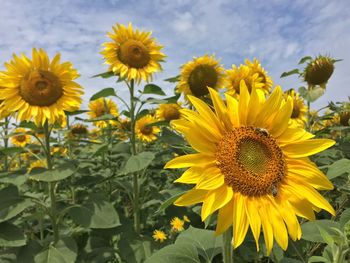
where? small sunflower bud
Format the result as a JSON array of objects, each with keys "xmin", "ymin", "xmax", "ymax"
[{"xmin": 303, "ymin": 56, "xmax": 335, "ymax": 86}]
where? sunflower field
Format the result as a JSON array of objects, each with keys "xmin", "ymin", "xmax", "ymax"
[{"xmin": 0, "ymin": 22, "xmax": 349, "ymax": 263}]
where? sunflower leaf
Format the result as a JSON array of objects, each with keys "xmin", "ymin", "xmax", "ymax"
[
  {"xmin": 326, "ymin": 158, "xmax": 350, "ymax": 179},
  {"xmin": 298, "ymin": 56, "xmax": 312, "ymax": 64},
  {"xmin": 92, "ymin": 71, "xmax": 115, "ymax": 78},
  {"xmin": 280, "ymin": 69, "xmax": 300, "ymax": 78},
  {"xmin": 143, "ymin": 84, "xmax": 166, "ymax": 96},
  {"xmin": 122, "ymin": 152, "xmax": 155, "ymax": 174},
  {"xmin": 90, "ymin": 87, "xmax": 117, "ymax": 101}
]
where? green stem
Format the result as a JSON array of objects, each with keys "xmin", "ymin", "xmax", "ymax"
[
  {"xmin": 222, "ymin": 228, "xmax": 233, "ymax": 263},
  {"xmin": 43, "ymin": 121, "xmax": 59, "ymax": 243},
  {"xmin": 128, "ymin": 79, "xmax": 140, "ymax": 234},
  {"xmin": 3, "ymin": 117, "xmax": 9, "ymax": 171}
]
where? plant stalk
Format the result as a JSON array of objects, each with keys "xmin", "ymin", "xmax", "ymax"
[
  {"xmin": 223, "ymin": 228, "xmax": 233, "ymax": 263},
  {"xmin": 3, "ymin": 117, "xmax": 9, "ymax": 171}
]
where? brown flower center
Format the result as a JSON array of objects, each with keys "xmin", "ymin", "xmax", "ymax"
[
  {"xmin": 188, "ymin": 65, "xmax": 218, "ymax": 97},
  {"xmin": 216, "ymin": 127, "xmax": 285, "ymax": 197},
  {"xmin": 141, "ymin": 124, "xmax": 153, "ymax": 135},
  {"xmin": 20, "ymin": 70, "xmax": 63, "ymax": 106},
  {"xmin": 291, "ymin": 100, "xmax": 301, "ymax": 119},
  {"xmin": 15, "ymin": 135, "xmax": 26, "ymax": 142},
  {"xmin": 163, "ymin": 106, "xmax": 180, "ymax": 121},
  {"xmin": 118, "ymin": 39, "xmax": 150, "ymax": 69}
]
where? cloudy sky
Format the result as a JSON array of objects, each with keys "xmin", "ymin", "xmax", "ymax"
[{"xmin": 1, "ymin": 0, "xmax": 349, "ymax": 110}]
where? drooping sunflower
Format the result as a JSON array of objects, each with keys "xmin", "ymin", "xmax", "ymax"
[
  {"xmin": 177, "ymin": 55, "xmax": 225, "ymax": 100},
  {"xmin": 165, "ymin": 83, "xmax": 335, "ymax": 253},
  {"xmin": 225, "ymin": 64, "xmax": 265, "ymax": 97},
  {"xmin": 70, "ymin": 123, "xmax": 89, "ymax": 137},
  {"xmin": 135, "ymin": 114, "xmax": 160, "ymax": 143},
  {"xmin": 101, "ymin": 23, "xmax": 165, "ymax": 84},
  {"xmin": 156, "ymin": 103, "xmax": 182, "ymax": 121},
  {"xmin": 11, "ymin": 128, "xmax": 31, "ymax": 147},
  {"xmin": 303, "ymin": 55, "xmax": 335, "ymax": 88},
  {"xmin": 245, "ymin": 58, "xmax": 273, "ymax": 92},
  {"xmin": 284, "ymin": 89, "xmax": 307, "ymax": 127},
  {"xmin": 0, "ymin": 48, "xmax": 83, "ymax": 126},
  {"xmin": 87, "ymin": 98, "xmax": 119, "ymax": 128}
]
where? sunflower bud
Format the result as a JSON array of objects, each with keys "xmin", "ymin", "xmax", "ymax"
[{"xmin": 303, "ymin": 56, "xmax": 335, "ymax": 87}]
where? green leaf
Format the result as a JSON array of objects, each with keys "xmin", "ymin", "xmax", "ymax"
[
  {"xmin": 0, "ymin": 185, "xmax": 33, "ymax": 222},
  {"xmin": 145, "ymin": 243, "xmax": 200, "ymax": 263},
  {"xmin": 308, "ymin": 256, "xmax": 329, "ymax": 263},
  {"xmin": 122, "ymin": 152, "xmax": 155, "ymax": 174},
  {"xmin": 92, "ymin": 71, "xmax": 115, "ymax": 79},
  {"xmin": 316, "ymin": 225, "xmax": 334, "ymax": 246},
  {"xmin": 143, "ymin": 84, "xmax": 166, "ymax": 96},
  {"xmin": 92, "ymin": 144, "xmax": 108, "ymax": 157},
  {"xmin": 68, "ymin": 194, "xmax": 120, "ymax": 229},
  {"xmin": 280, "ymin": 69, "xmax": 300, "ymax": 78},
  {"xmin": 301, "ymin": 220, "xmax": 340, "ymax": 242},
  {"xmin": 298, "ymin": 56, "xmax": 312, "ymax": 64},
  {"xmin": 0, "ymin": 146, "xmax": 24, "ymax": 155},
  {"xmin": 326, "ymin": 158, "xmax": 350, "ymax": 179},
  {"xmin": 34, "ymin": 237, "xmax": 77, "ymax": 263},
  {"xmin": 0, "ymin": 222, "xmax": 26, "ymax": 247},
  {"xmin": 146, "ymin": 120, "xmax": 169, "ymax": 127},
  {"xmin": 17, "ymin": 240, "xmax": 42, "ymax": 263},
  {"xmin": 339, "ymin": 208, "xmax": 350, "ymax": 229},
  {"xmin": 90, "ymin": 87, "xmax": 116, "ymax": 101},
  {"xmin": 64, "ymin": 110, "xmax": 87, "ymax": 116},
  {"xmin": 0, "ymin": 169, "xmax": 27, "ymax": 186},
  {"xmin": 175, "ymin": 226, "xmax": 223, "ymax": 262},
  {"xmin": 29, "ymin": 162, "xmax": 76, "ymax": 182},
  {"xmin": 156, "ymin": 191, "xmax": 186, "ymax": 213},
  {"xmin": 119, "ymin": 237, "xmax": 153, "ymax": 263},
  {"xmin": 299, "ymin": 86, "xmax": 325, "ymax": 102},
  {"xmin": 164, "ymin": 75, "xmax": 180, "ymax": 83},
  {"xmin": 160, "ymin": 127, "xmax": 185, "ymax": 145}
]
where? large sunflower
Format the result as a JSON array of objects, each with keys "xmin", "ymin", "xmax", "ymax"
[
  {"xmin": 165, "ymin": 83, "xmax": 335, "ymax": 253},
  {"xmin": 135, "ymin": 114, "xmax": 160, "ymax": 143},
  {"xmin": 87, "ymin": 98, "xmax": 119, "ymax": 128},
  {"xmin": 11, "ymin": 128, "xmax": 31, "ymax": 147},
  {"xmin": 0, "ymin": 48, "xmax": 83, "ymax": 126},
  {"xmin": 177, "ymin": 55, "xmax": 225, "ymax": 100},
  {"xmin": 284, "ymin": 90, "xmax": 307, "ymax": 128},
  {"xmin": 101, "ymin": 23, "xmax": 165, "ymax": 84}
]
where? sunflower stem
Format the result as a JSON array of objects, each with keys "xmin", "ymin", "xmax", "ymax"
[
  {"xmin": 223, "ymin": 228, "xmax": 233, "ymax": 263},
  {"xmin": 43, "ymin": 121, "xmax": 59, "ymax": 243},
  {"xmin": 128, "ymin": 79, "xmax": 141, "ymax": 234},
  {"xmin": 3, "ymin": 117, "xmax": 9, "ymax": 171}
]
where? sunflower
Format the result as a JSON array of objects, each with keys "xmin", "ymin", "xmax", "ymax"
[
  {"xmin": 152, "ymin": 230, "xmax": 167, "ymax": 242},
  {"xmin": 0, "ymin": 100, "xmax": 11, "ymax": 119},
  {"xmin": 28, "ymin": 159, "xmax": 47, "ymax": 173},
  {"xmin": 70, "ymin": 123, "xmax": 89, "ymax": 137},
  {"xmin": 284, "ymin": 89, "xmax": 307, "ymax": 127},
  {"xmin": 0, "ymin": 48, "xmax": 83, "ymax": 126},
  {"xmin": 225, "ymin": 64, "xmax": 266, "ymax": 97},
  {"xmin": 156, "ymin": 103, "xmax": 182, "ymax": 121},
  {"xmin": 87, "ymin": 98, "xmax": 119, "ymax": 128},
  {"xmin": 11, "ymin": 128, "xmax": 31, "ymax": 147},
  {"xmin": 170, "ymin": 217, "xmax": 185, "ymax": 232},
  {"xmin": 165, "ymin": 83, "xmax": 335, "ymax": 253},
  {"xmin": 177, "ymin": 55, "xmax": 225, "ymax": 100},
  {"xmin": 101, "ymin": 23, "xmax": 165, "ymax": 84},
  {"xmin": 245, "ymin": 58, "xmax": 273, "ymax": 92},
  {"xmin": 303, "ymin": 55, "xmax": 335, "ymax": 88},
  {"xmin": 135, "ymin": 114, "xmax": 160, "ymax": 143}
]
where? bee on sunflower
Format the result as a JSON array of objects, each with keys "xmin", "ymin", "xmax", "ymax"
[
  {"xmin": 101, "ymin": 23, "xmax": 165, "ymax": 84},
  {"xmin": 165, "ymin": 83, "xmax": 335, "ymax": 253},
  {"xmin": 0, "ymin": 48, "xmax": 83, "ymax": 126}
]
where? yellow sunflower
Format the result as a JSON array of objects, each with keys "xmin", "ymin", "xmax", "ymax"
[
  {"xmin": 70, "ymin": 123, "xmax": 89, "ymax": 137},
  {"xmin": 170, "ymin": 217, "xmax": 185, "ymax": 232},
  {"xmin": 87, "ymin": 98, "xmax": 119, "ymax": 128},
  {"xmin": 11, "ymin": 128, "xmax": 31, "ymax": 147},
  {"xmin": 135, "ymin": 114, "xmax": 160, "ymax": 143},
  {"xmin": 245, "ymin": 58, "xmax": 273, "ymax": 92},
  {"xmin": 284, "ymin": 90, "xmax": 307, "ymax": 128},
  {"xmin": 0, "ymin": 48, "xmax": 83, "ymax": 126},
  {"xmin": 28, "ymin": 159, "xmax": 47, "ymax": 173},
  {"xmin": 225, "ymin": 64, "xmax": 265, "ymax": 97},
  {"xmin": 101, "ymin": 23, "xmax": 165, "ymax": 84},
  {"xmin": 165, "ymin": 83, "xmax": 335, "ymax": 253},
  {"xmin": 156, "ymin": 103, "xmax": 182, "ymax": 121},
  {"xmin": 177, "ymin": 55, "xmax": 225, "ymax": 100},
  {"xmin": 152, "ymin": 230, "xmax": 167, "ymax": 242},
  {"xmin": 0, "ymin": 100, "xmax": 11, "ymax": 119}
]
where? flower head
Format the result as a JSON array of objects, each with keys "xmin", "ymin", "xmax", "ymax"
[
  {"xmin": 156, "ymin": 103, "xmax": 182, "ymax": 121},
  {"xmin": 170, "ymin": 217, "xmax": 185, "ymax": 232},
  {"xmin": 152, "ymin": 230, "xmax": 167, "ymax": 242},
  {"xmin": 135, "ymin": 114, "xmax": 160, "ymax": 142},
  {"xmin": 165, "ymin": 83, "xmax": 335, "ymax": 253},
  {"xmin": 11, "ymin": 128, "xmax": 31, "ymax": 147},
  {"xmin": 303, "ymin": 55, "xmax": 335, "ymax": 87},
  {"xmin": 88, "ymin": 98, "xmax": 119, "ymax": 128}
]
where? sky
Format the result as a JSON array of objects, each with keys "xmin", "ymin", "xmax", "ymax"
[{"xmin": 0, "ymin": 0, "xmax": 349, "ymax": 111}]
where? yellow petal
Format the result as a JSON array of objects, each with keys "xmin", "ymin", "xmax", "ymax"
[
  {"xmin": 225, "ymin": 93, "xmax": 239, "ymax": 127},
  {"xmin": 208, "ymin": 88, "xmax": 231, "ymax": 130},
  {"xmin": 175, "ymin": 167, "xmax": 203, "ymax": 184},
  {"xmin": 196, "ymin": 167, "xmax": 225, "ymax": 190},
  {"xmin": 259, "ymin": 201, "xmax": 274, "ymax": 255},
  {"xmin": 238, "ymin": 81, "xmax": 250, "ymax": 126},
  {"xmin": 164, "ymin": 153, "xmax": 215, "ymax": 169},
  {"xmin": 245, "ymin": 197, "xmax": 261, "ymax": 250},
  {"xmin": 175, "ymin": 189, "xmax": 208, "ymax": 206},
  {"xmin": 232, "ymin": 193, "xmax": 249, "ymax": 248},
  {"xmin": 215, "ymin": 200, "xmax": 233, "ymax": 235},
  {"xmin": 282, "ymin": 139, "xmax": 335, "ymax": 158}
]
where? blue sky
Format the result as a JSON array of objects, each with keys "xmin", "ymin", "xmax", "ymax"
[{"xmin": 1, "ymin": 0, "xmax": 349, "ymax": 110}]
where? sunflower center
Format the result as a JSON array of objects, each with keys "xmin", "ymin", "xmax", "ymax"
[
  {"xmin": 141, "ymin": 125, "xmax": 153, "ymax": 135},
  {"xmin": 163, "ymin": 106, "xmax": 180, "ymax": 121},
  {"xmin": 20, "ymin": 70, "xmax": 63, "ymax": 106},
  {"xmin": 291, "ymin": 102, "xmax": 301, "ymax": 119},
  {"xmin": 188, "ymin": 65, "xmax": 218, "ymax": 97},
  {"xmin": 216, "ymin": 127, "xmax": 285, "ymax": 197},
  {"xmin": 118, "ymin": 39, "xmax": 150, "ymax": 69},
  {"xmin": 15, "ymin": 135, "xmax": 26, "ymax": 142}
]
